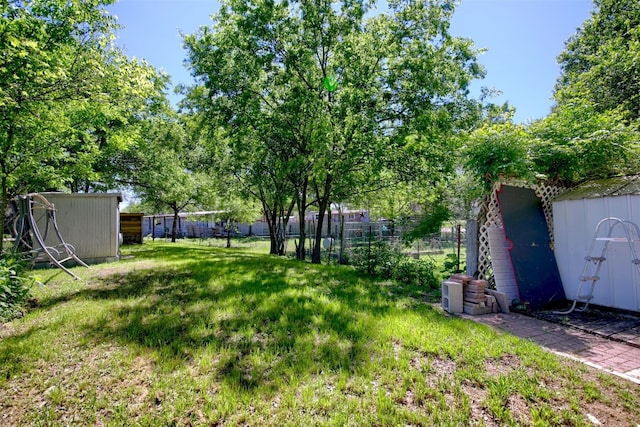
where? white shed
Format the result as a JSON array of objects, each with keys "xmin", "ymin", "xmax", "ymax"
[
  {"xmin": 553, "ymin": 176, "xmax": 640, "ymax": 312},
  {"xmin": 35, "ymin": 192, "xmax": 122, "ymax": 264}
]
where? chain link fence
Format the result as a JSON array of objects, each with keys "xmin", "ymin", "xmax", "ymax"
[{"xmin": 297, "ymin": 220, "xmax": 467, "ymax": 266}]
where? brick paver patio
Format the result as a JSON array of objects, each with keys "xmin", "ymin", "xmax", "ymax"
[{"xmin": 463, "ymin": 312, "xmax": 640, "ymax": 384}]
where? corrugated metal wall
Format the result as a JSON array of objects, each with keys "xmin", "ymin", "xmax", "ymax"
[
  {"xmin": 553, "ymin": 195, "xmax": 640, "ymax": 312},
  {"xmin": 34, "ymin": 193, "xmax": 121, "ymax": 263}
]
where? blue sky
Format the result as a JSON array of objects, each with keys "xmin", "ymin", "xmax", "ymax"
[{"xmin": 107, "ymin": 0, "xmax": 593, "ymax": 123}]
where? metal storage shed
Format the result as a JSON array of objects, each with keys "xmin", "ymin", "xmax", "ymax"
[
  {"xmin": 553, "ymin": 176, "xmax": 640, "ymax": 312},
  {"xmin": 121, "ymin": 212, "xmax": 144, "ymax": 244},
  {"xmin": 35, "ymin": 192, "xmax": 122, "ymax": 264}
]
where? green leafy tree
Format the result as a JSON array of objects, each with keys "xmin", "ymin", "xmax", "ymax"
[
  {"xmin": 133, "ymin": 116, "xmax": 214, "ymax": 243},
  {"xmin": 60, "ymin": 57, "xmax": 170, "ymax": 193},
  {"xmin": 529, "ymin": 103, "xmax": 640, "ymax": 185},
  {"xmin": 184, "ymin": 0, "xmax": 484, "ymax": 263},
  {"xmin": 556, "ymin": 0, "xmax": 640, "ymax": 120},
  {"xmin": 0, "ymin": 0, "xmax": 167, "ymax": 249},
  {"xmin": 213, "ymin": 196, "xmax": 260, "ymax": 248},
  {"xmin": 463, "ymin": 0, "xmax": 640, "ymax": 206},
  {"xmin": 8, "ymin": 56, "xmax": 170, "ymax": 196},
  {"xmin": 1, "ymin": 0, "xmax": 114, "ymax": 243},
  {"xmin": 463, "ymin": 122, "xmax": 534, "ymax": 190},
  {"xmin": 209, "ymin": 122, "xmax": 300, "ymax": 256},
  {"xmin": 362, "ymin": 179, "xmax": 420, "ymax": 226},
  {"xmin": 529, "ymin": 0, "xmax": 640, "ymax": 186}
]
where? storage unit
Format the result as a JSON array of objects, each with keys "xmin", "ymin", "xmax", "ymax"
[
  {"xmin": 120, "ymin": 213, "xmax": 144, "ymax": 244},
  {"xmin": 553, "ymin": 176, "xmax": 640, "ymax": 312},
  {"xmin": 34, "ymin": 192, "xmax": 122, "ymax": 264}
]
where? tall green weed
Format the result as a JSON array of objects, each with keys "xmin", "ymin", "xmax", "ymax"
[{"xmin": 0, "ymin": 253, "xmax": 34, "ymax": 322}]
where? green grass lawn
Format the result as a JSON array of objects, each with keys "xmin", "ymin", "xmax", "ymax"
[{"xmin": 1, "ymin": 241, "xmax": 638, "ymax": 426}]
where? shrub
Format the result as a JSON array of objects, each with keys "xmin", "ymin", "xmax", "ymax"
[
  {"xmin": 393, "ymin": 257, "xmax": 439, "ymax": 289},
  {"xmin": 442, "ymin": 253, "xmax": 465, "ymax": 276},
  {"xmin": 0, "ymin": 253, "xmax": 34, "ymax": 322},
  {"xmin": 349, "ymin": 240, "xmax": 398, "ymax": 278},
  {"xmin": 349, "ymin": 241, "xmax": 439, "ymax": 289}
]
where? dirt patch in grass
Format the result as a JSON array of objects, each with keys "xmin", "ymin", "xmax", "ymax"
[
  {"xmin": 484, "ymin": 353, "xmax": 522, "ymax": 378},
  {"xmin": 429, "ymin": 356, "xmax": 457, "ymax": 375},
  {"xmin": 0, "ymin": 322, "xmax": 17, "ymax": 339},
  {"xmin": 507, "ymin": 393, "xmax": 532, "ymax": 425},
  {"xmin": 550, "ymin": 365, "xmax": 639, "ymax": 427},
  {"xmin": 462, "ymin": 383, "xmax": 495, "ymax": 426},
  {"xmin": 582, "ymin": 400, "xmax": 633, "ymax": 427},
  {"xmin": 412, "ymin": 345, "xmax": 640, "ymax": 425}
]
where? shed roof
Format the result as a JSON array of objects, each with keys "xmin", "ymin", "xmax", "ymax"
[
  {"xmin": 554, "ymin": 175, "xmax": 640, "ymax": 201},
  {"xmin": 40, "ymin": 191, "xmax": 123, "ymax": 203}
]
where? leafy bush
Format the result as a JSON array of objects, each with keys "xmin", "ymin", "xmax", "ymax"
[
  {"xmin": 349, "ymin": 241, "xmax": 439, "ymax": 289},
  {"xmin": 349, "ymin": 241, "xmax": 397, "ymax": 278},
  {"xmin": 0, "ymin": 253, "xmax": 34, "ymax": 322},
  {"xmin": 392, "ymin": 257, "xmax": 439, "ymax": 289},
  {"xmin": 442, "ymin": 253, "xmax": 465, "ymax": 276}
]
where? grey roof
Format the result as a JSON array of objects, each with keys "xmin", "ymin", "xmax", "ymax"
[{"xmin": 554, "ymin": 175, "xmax": 640, "ymax": 201}]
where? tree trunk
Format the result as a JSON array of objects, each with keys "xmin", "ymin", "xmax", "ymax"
[
  {"xmin": 296, "ymin": 178, "xmax": 308, "ymax": 260},
  {"xmin": 266, "ymin": 208, "xmax": 287, "ymax": 255},
  {"xmin": 277, "ymin": 220, "xmax": 286, "ymax": 254},
  {"xmin": 311, "ymin": 175, "xmax": 332, "ymax": 264},
  {"xmin": 0, "ymin": 174, "xmax": 7, "ymax": 253},
  {"xmin": 338, "ymin": 209, "xmax": 346, "ymax": 264},
  {"xmin": 297, "ymin": 217, "xmax": 306, "ymax": 260},
  {"xmin": 312, "ymin": 196, "xmax": 330, "ymax": 263},
  {"xmin": 326, "ymin": 204, "xmax": 332, "ymax": 237},
  {"xmin": 171, "ymin": 208, "xmax": 179, "ymax": 242},
  {"xmin": 265, "ymin": 208, "xmax": 278, "ymax": 255}
]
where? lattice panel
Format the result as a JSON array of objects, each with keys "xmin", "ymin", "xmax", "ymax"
[
  {"xmin": 475, "ymin": 180, "xmax": 567, "ymax": 281},
  {"xmin": 534, "ymin": 182, "xmax": 567, "ymax": 250},
  {"xmin": 476, "ymin": 182, "xmax": 502, "ymax": 280}
]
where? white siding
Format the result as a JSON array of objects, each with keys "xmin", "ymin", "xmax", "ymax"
[{"xmin": 553, "ymin": 195, "xmax": 640, "ymax": 311}]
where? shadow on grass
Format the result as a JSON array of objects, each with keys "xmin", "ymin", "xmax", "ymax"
[{"xmin": 62, "ymin": 248, "xmax": 435, "ymax": 391}]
